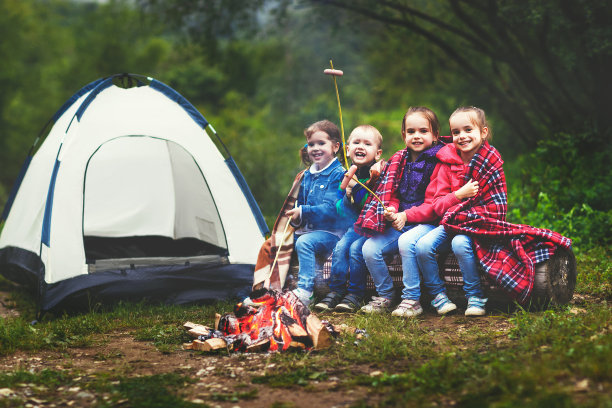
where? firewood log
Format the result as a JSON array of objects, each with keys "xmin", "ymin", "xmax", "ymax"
[
  {"xmin": 288, "ymin": 341, "xmax": 306, "ymax": 350},
  {"xmin": 286, "ymin": 322, "xmax": 308, "ymax": 338},
  {"xmin": 214, "ymin": 313, "xmax": 221, "ymax": 331},
  {"xmin": 183, "ymin": 322, "xmax": 213, "ymax": 338},
  {"xmin": 246, "ymin": 338, "xmax": 270, "ymax": 352},
  {"xmin": 187, "ymin": 338, "xmax": 227, "ymax": 351},
  {"xmin": 306, "ymin": 314, "xmax": 332, "ymax": 349}
]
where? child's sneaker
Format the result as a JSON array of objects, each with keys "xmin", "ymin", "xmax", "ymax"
[
  {"xmin": 360, "ymin": 296, "xmax": 392, "ymax": 313},
  {"xmin": 391, "ymin": 299, "xmax": 423, "ymax": 317},
  {"xmin": 431, "ymin": 292, "xmax": 457, "ymax": 315},
  {"xmin": 465, "ymin": 296, "xmax": 487, "ymax": 316},
  {"xmin": 334, "ymin": 294, "xmax": 363, "ymax": 313},
  {"xmin": 313, "ymin": 291, "xmax": 343, "ymax": 312},
  {"xmin": 291, "ymin": 288, "xmax": 314, "ymax": 307}
]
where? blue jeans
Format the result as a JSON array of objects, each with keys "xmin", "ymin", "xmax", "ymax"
[
  {"xmin": 295, "ymin": 231, "xmax": 339, "ymax": 293},
  {"xmin": 329, "ymin": 228, "xmax": 368, "ymax": 298},
  {"xmin": 362, "ymin": 226, "xmax": 412, "ymax": 299},
  {"xmin": 397, "ymin": 224, "xmax": 437, "ymax": 300},
  {"xmin": 416, "ymin": 225, "xmax": 483, "ymax": 299}
]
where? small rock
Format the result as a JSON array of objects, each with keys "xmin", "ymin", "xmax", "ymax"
[
  {"xmin": 574, "ymin": 379, "xmax": 589, "ymax": 392},
  {"xmin": 369, "ymin": 371, "xmax": 383, "ymax": 377},
  {"xmin": 76, "ymin": 391, "xmax": 94, "ymax": 399}
]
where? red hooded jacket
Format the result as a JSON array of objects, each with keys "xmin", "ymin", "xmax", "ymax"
[{"xmin": 424, "ymin": 143, "xmax": 470, "ymax": 218}]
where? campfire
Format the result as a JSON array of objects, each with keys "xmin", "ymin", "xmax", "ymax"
[{"xmin": 183, "ymin": 289, "xmax": 335, "ymax": 353}]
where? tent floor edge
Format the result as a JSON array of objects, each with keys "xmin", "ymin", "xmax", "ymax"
[{"xmin": 41, "ymin": 262, "xmax": 255, "ymax": 314}]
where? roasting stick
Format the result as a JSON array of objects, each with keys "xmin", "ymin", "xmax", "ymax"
[
  {"xmin": 324, "ymin": 60, "xmax": 349, "ymax": 170},
  {"xmin": 269, "ymin": 215, "xmax": 293, "ymax": 278},
  {"xmin": 267, "ymin": 198, "xmax": 298, "ymax": 284},
  {"xmin": 324, "ymin": 61, "xmax": 388, "ymax": 213}
]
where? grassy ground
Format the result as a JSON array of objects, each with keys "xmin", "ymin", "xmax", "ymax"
[{"xmin": 0, "ymin": 246, "xmax": 610, "ymax": 407}]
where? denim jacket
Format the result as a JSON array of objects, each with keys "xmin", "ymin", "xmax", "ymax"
[{"xmin": 295, "ymin": 158, "xmax": 345, "ymax": 237}]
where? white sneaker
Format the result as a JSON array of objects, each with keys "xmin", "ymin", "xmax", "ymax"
[
  {"xmin": 360, "ymin": 296, "xmax": 392, "ymax": 313},
  {"xmin": 465, "ymin": 296, "xmax": 487, "ymax": 316},
  {"xmin": 431, "ymin": 292, "xmax": 457, "ymax": 315},
  {"xmin": 391, "ymin": 299, "xmax": 423, "ymax": 317},
  {"xmin": 291, "ymin": 288, "xmax": 314, "ymax": 307}
]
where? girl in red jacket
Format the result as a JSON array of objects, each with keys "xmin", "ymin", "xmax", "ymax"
[{"xmin": 411, "ymin": 107, "xmax": 489, "ymax": 316}]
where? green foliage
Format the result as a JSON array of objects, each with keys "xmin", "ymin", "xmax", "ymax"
[
  {"xmin": 507, "ymin": 131, "xmax": 612, "ymax": 250},
  {"xmin": 575, "ymin": 247, "xmax": 612, "ymax": 298}
]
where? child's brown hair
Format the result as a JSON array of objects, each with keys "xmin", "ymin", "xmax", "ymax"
[
  {"xmin": 300, "ymin": 120, "xmax": 342, "ymax": 166},
  {"xmin": 401, "ymin": 107, "xmax": 441, "ymax": 138},
  {"xmin": 449, "ymin": 106, "xmax": 492, "ymax": 140}
]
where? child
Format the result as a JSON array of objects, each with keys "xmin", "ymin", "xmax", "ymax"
[
  {"xmin": 286, "ymin": 120, "xmax": 346, "ymax": 306},
  {"xmin": 313, "ymin": 125, "xmax": 383, "ymax": 313},
  {"xmin": 356, "ymin": 107, "xmax": 444, "ymax": 313},
  {"xmin": 417, "ymin": 106, "xmax": 571, "ymax": 315},
  {"xmin": 413, "ymin": 107, "xmax": 491, "ymax": 316}
]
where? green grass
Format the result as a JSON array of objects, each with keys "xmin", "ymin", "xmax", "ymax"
[
  {"xmin": 0, "ymin": 245, "xmax": 610, "ymax": 407},
  {"xmin": 0, "ymin": 369, "xmax": 202, "ymax": 408},
  {"xmin": 576, "ymin": 246, "xmax": 612, "ymax": 298}
]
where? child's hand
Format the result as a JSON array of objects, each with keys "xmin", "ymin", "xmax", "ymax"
[
  {"xmin": 391, "ymin": 211, "xmax": 407, "ymax": 231},
  {"xmin": 455, "ymin": 179, "xmax": 479, "ymax": 200},
  {"xmin": 370, "ymin": 160, "xmax": 383, "ymax": 176},
  {"xmin": 285, "ymin": 207, "xmax": 301, "ymax": 222},
  {"xmin": 383, "ymin": 206, "xmax": 397, "ymax": 221}
]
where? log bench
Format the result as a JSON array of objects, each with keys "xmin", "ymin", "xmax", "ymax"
[{"xmin": 286, "ymin": 247, "xmax": 576, "ymax": 310}]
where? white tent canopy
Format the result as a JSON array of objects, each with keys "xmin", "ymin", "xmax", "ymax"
[{"xmin": 0, "ymin": 75, "xmax": 267, "ymax": 311}]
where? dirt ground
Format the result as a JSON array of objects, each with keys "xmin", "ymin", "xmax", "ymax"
[{"xmin": 0, "ymin": 293, "xmax": 596, "ymax": 408}]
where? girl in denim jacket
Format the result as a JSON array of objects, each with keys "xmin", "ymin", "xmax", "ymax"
[{"xmin": 286, "ymin": 120, "xmax": 346, "ymax": 306}]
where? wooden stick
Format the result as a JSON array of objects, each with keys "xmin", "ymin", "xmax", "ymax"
[
  {"xmin": 328, "ymin": 59, "xmax": 349, "ymax": 170},
  {"xmin": 326, "ymin": 60, "xmax": 387, "ymax": 212}
]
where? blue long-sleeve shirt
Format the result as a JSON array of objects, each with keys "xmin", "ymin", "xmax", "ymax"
[{"xmin": 294, "ymin": 158, "xmax": 346, "ymax": 237}]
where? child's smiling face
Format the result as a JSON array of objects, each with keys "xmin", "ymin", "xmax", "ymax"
[
  {"xmin": 347, "ymin": 130, "xmax": 382, "ymax": 167},
  {"xmin": 403, "ymin": 113, "xmax": 437, "ymax": 159},
  {"xmin": 307, "ymin": 130, "xmax": 339, "ymax": 170},
  {"xmin": 449, "ymin": 111, "xmax": 488, "ymax": 162}
]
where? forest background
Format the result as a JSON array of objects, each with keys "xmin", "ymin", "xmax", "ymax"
[{"xmin": 0, "ymin": 0, "xmax": 610, "ymax": 254}]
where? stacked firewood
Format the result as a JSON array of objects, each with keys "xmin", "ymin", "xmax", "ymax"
[{"xmin": 183, "ymin": 289, "xmax": 335, "ymax": 353}]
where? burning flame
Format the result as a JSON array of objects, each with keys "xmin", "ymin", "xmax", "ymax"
[{"xmin": 215, "ymin": 289, "xmax": 314, "ymax": 352}]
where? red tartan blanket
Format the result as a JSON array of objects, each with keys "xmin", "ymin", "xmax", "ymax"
[
  {"xmin": 354, "ymin": 149, "xmax": 408, "ymax": 237},
  {"xmin": 441, "ymin": 142, "xmax": 572, "ymax": 303}
]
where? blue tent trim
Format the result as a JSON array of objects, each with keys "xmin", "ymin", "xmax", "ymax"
[
  {"xmin": 41, "ymin": 158, "xmax": 61, "ymax": 247},
  {"xmin": 149, "ymin": 79, "xmax": 209, "ymax": 130},
  {"xmin": 1, "ymin": 78, "xmax": 105, "ymax": 225},
  {"xmin": 53, "ymin": 78, "xmax": 105, "ymax": 122},
  {"xmin": 74, "ymin": 77, "xmax": 114, "ymax": 122}
]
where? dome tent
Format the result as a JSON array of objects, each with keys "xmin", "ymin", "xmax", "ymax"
[{"xmin": 0, "ymin": 74, "xmax": 268, "ymax": 313}]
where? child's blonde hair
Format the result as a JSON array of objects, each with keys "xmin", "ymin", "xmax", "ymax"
[
  {"xmin": 449, "ymin": 106, "xmax": 492, "ymax": 140},
  {"xmin": 348, "ymin": 124, "xmax": 383, "ymax": 148},
  {"xmin": 300, "ymin": 120, "xmax": 341, "ymax": 166},
  {"xmin": 402, "ymin": 107, "xmax": 440, "ymax": 138}
]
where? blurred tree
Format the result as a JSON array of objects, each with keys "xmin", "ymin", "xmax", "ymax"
[{"xmin": 307, "ymin": 0, "xmax": 612, "ymax": 146}]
